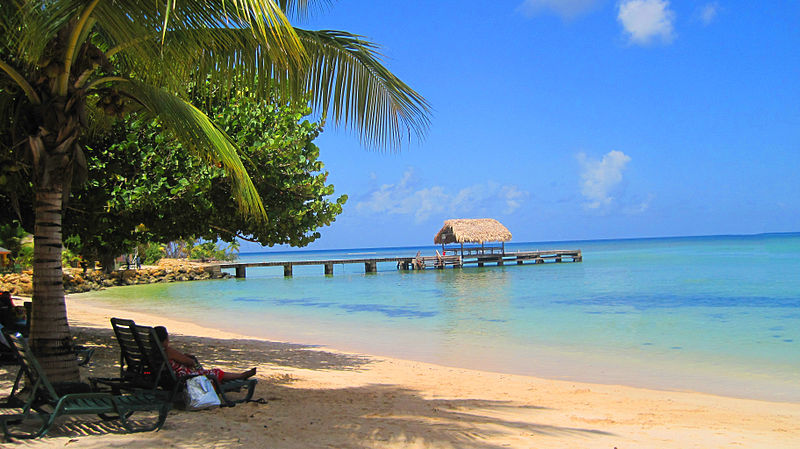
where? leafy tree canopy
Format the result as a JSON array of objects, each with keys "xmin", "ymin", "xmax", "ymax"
[
  {"xmin": 0, "ymin": 0, "xmax": 426, "ymax": 383},
  {"xmin": 35, "ymin": 82, "xmax": 346, "ymax": 266}
]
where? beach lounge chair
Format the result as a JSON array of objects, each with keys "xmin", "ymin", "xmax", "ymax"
[
  {"xmin": 92, "ymin": 318, "xmax": 256, "ymax": 406},
  {"xmin": 0, "ymin": 332, "xmax": 170, "ymax": 440}
]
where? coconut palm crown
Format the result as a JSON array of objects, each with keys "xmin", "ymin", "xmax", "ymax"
[{"xmin": 0, "ymin": 0, "xmax": 430, "ymax": 382}]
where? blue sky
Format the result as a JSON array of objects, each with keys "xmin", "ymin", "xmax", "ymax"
[{"xmin": 243, "ymin": 0, "xmax": 799, "ymax": 251}]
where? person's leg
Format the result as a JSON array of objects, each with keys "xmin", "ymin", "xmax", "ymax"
[{"xmin": 221, "ymin": 368, "xmax": 256, "ymax": 381}]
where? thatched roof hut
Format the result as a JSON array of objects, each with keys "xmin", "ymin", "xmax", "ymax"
[{"xmin": 433, "ymin": 219, "xmax": 512, "ymax": 244}]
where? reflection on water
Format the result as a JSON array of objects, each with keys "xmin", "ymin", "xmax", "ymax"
[
  {"xmin": 434, "ymin": 268, "xmax": 514, "ymax": 341},
  {"xmin": 77, "ymin": 233, "xmax": 800, "ymax": 402}
]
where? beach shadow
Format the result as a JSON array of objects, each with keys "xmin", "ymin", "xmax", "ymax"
[
  {"xmin": 1, "ymin": 328, "xmax": 616, "ymax": 448},
  {"xmin": 149, "ymin": 382, "xmax": 615, "ymax": 449},
  {"xmin": 0, "ymin": 413, "xmax": 169, "ymax": 442},
  {"xmin": 69, "ymin": 326, "xmax": 372, "ymax": 376}
]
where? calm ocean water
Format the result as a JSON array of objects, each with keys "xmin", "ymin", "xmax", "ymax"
[{"xmin": 76, "ymin": 233, "xmax": 800, "ymax": 402}]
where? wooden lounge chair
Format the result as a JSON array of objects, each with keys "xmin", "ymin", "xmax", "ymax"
[
  {"xmin": 0, "ymin": 333, "xmax": 170, "ymax": 440},
  {"xmin": 92, "ymin": 318, "xmax": 256, "ymax": 406}
]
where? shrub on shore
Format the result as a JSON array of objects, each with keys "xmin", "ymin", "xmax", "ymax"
[{"xmin": 0, "ymin": 259, "xmax": 229, "ymax": 297}]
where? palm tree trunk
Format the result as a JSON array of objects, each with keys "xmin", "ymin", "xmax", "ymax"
[{"xmin": 31, "ymin": 185, "xmax": 80, "ymax": 383}]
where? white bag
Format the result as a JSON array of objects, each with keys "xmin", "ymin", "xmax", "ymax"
[{"xmin": 184, "ymin": 375, "xmax": 221, "ymax": 410}]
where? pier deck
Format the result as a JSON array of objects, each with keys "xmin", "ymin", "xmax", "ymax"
[{"xmin": 215, "ymin": 249, "xmax": 581, "ymax": 278}]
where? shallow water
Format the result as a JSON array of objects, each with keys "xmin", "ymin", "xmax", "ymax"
[{"xmin": 76, "ymin": 233, "xmax": 800, "ymax": 402}]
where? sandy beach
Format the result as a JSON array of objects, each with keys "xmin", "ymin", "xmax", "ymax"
[{"xmin": 0, "ymin": 295, "xmax": 797, "ymax": 448}]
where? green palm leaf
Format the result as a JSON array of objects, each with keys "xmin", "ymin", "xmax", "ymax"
[
  {"xmin": 296, "ymin": 29, "xmax": 432, "ymax": 149},
  {"xmin": 138, "ymin": 27, "xmax": 431, "ymax": 150},
  {"xmin": 119, "ymin": 80, "xmax": 265, "ymax": 219}
]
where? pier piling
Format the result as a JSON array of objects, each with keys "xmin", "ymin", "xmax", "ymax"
[{"xmin": 216, "ymin": 249, "xmax": 581, "ymax": 277}]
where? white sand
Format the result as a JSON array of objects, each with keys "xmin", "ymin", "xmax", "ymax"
[{"xmin": 2, "ymin": 296, "xmax": 798, "ymax": 448}]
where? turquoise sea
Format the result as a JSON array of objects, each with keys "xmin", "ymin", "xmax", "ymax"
[{"xmin": 76, "ymin": 233, "xmax": 800, "ymax": 402}]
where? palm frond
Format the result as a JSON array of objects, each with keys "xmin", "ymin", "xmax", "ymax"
[
  {"xmin": 119, "ymin": 27, "xmax": 431, "ymax": 150},
  {"xmin": 276, "ymin": 0, "xmax": 334, "ymax": 20},
  {"xmin": 296, "ymin": 29, "xmax": 431, "ymax": 150},
  {"xmin": 93, "ymin": 0, "xmax": 304, "ymax": 72},
  {"xmin": 2, "ymin": 0, "xmax": 84, "ymax": 66},
  {"xmin": 118, "ymin": 80, "xmax": 266, "ymax": 219}
]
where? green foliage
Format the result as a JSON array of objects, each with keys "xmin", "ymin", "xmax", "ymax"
[
  {"xmin": 0, "ymin": 0, "xmax": 427, "ymax": 380},
  {"xmin": 0, "ymin": 222, "xmax": 27, "ymax": 256},
  {"xmin": 16, "ymin": 243, "xmax": 33, "ymax": 269},
  {"xmin": 61, "ymin": 246, "xmax": 82, "ymax": 268},
  {"xmin": 189, "ymin": 241, "xmax": 236, "ymax": 262},
  {"xmin": 138, "ymin": 242, "xmax": 165, "ymax": 265},
  {"xmin": 61, "ymin": 83, "xmax": 345, "ymax": 265}
]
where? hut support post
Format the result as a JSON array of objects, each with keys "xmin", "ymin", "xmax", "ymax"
[
  {"xmin": 365, "ymin": 261, "xmax": 377, "ymax": 273},
  {"xmin": 324, "ymin": 263, "xmax": 334, "ymax": 275},
  {"xmin": 235, "ymin": 266, "xmax": 246, "ymax": 278},
  {"xmin": 283, "ymin": 264, "xmax": 293, "ymax": 277}
]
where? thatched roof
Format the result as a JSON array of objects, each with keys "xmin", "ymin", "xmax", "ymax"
[{"xmin": 433, "ymin": 219, "xmax": 512, "ymax": 244}]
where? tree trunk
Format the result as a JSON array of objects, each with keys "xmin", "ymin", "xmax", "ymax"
[
  {"xmin": 31, "ymin": 185, "xmax": 80, "ymax": 383},
  {"xmin": 100, "ymin": 253, "xmax": 116, "ymax": 274}
]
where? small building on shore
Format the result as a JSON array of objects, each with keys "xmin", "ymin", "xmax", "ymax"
[
  {"xmin": 0, "ymin": 247, "xmax": 10, "ymax": 269},
  {"xmin": 433, "ymin": 218, "xmax": 512, "ymax": 258}
]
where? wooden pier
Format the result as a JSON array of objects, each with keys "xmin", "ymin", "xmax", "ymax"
[{"xmin": 216, "ymin": 249, "xmax": 581, "ymax": 278}]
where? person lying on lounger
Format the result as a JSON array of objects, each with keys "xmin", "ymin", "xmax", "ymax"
[{"xmin": 154, "ymin": 326, "xmax": 256, "ymax": 382}]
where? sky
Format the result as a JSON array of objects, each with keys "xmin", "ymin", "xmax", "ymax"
[{"xmin": 242, "ymin": 0, "xmax": 799, "ymax": 251}]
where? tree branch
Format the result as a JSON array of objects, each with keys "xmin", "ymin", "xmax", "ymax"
[
  {"xmin": 0, "ymin": 58, "xmax": 41, "ymax": 104},
  {"xmin": 209, "ymin": 224, "xmax": 260, "ymax": 243},
  {"xmin": 85, "ymin": 76, "xmax": 128, "ymax": 92},
  {"xmin": 59, "ymin": 0, "xmax": 101, "ymax": 95}
]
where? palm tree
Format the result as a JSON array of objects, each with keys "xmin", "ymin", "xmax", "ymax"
[{"xmin": 0, "ymin": 0, "xmax": 430, "ymax": 382}]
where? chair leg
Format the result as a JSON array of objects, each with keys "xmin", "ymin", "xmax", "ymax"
[
  {"xmin": 219, "ymin": 379, "xmax": 257, "ymax": 405},
  {"xmin": 1, "ymin": 412, "xmax": 51, "ymax": 440},
  {"xmin": 117, "ymin": 406, "xmax": 169, "ymax": 433}
]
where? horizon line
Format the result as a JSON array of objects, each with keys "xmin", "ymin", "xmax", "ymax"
[{"xmin": 238, "ymin": 231, "xmax": 800, "ymax": 255}]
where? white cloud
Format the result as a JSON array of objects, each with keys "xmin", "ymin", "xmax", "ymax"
[
  {"xmin": 578, "ymin": 150, "xmax": 631, "ymax": 209},
  {"xmin": 617, "ymin": 0, "xmax": 676, "ymax": 45},
  {"xmin": 501, "ymin": 186, "xmax": 528, "ymax": 214},
  {"xmin": 624, "ymin": 193, "xmax": 655, "ymax": 214},
  {"xmin": 355, "ymin": 169, "xmax": 530, "ymax": 223},
  {"xmin": 697, "ymin": 2, "xmax": 719, "ymax": 25},
  {"xmin": 519, "ymin": 0, "xmax": 600, "ymax": 19}
]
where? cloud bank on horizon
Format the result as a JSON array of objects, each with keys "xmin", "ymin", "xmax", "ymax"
[{"xmin": 355, "ymin": 169, "xmax": 529, "ymax": 223}]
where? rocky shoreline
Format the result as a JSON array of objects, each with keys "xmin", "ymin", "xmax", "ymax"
[{"xmin": 0, "ymin": 258, "xmax": 230, "ymax": 297}]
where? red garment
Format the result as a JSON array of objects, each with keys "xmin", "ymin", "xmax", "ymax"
[{"xmin": 168, "ymin": 359, "xmax": 225, "ymax": 382}]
